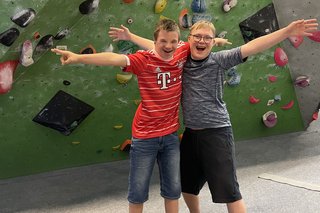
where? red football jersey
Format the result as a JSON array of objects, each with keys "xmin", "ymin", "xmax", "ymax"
[{"xmin": 123, "ymin": 41, "xmax": 189, "ymax": 139}]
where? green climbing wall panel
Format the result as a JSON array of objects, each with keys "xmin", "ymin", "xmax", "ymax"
[{"xmin": 0, "ymin": 0, "xmax": 304, "ymax": 179}]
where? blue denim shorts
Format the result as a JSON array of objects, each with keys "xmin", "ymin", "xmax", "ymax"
[{"xmin": 127, "ymin": 132, "xmax": 181, "ymax": 204}]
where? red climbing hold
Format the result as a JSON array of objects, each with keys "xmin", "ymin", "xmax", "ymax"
[
  {"xmin": 307, "ymin": 31, "xmax": 320, "ymax": 42},
  {"xmin": 281, "ymin": 100, "xmax": 294, "ymax": 110},
  {"xmin": 288, "ymin": 36, "xmax": 303, "ymax": 48},
  {"xmin": 249, "ymin": 95, "xmax": 260, "ymax": 104},
  {"xmin": 0, "ymin": 60, "xmax": 19, "ymax": 94},
  {"xmin": 274, "ymin": 47, "xmax": 288, "ymax": 67}
]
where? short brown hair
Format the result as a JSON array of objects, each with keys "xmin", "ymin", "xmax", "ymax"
[
  {"xmin": 153, "ymin": 19, "xmax": 180, "ymax": 40},
  {"xmin": 190, "ymin": 20, "xmax": 216, "ymax": 37}
]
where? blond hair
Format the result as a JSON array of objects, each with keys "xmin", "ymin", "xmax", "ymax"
[
  {"xmin": 190, "ymin": 20, "xmax": 216, "ymax": 37},
  {"xmin": 154, "ymin": 19, "xmax": 180, "ymax": 40}
]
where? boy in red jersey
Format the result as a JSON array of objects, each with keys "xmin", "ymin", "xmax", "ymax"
[{"xmin": 52, "ymin": 19, "xmax": 190, "ymax": 213}]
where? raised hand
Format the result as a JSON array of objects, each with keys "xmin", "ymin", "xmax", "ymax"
[
  {"xmin": 108, "ymin": 24, "xmax": 131, "ymax": 42},
  {"xmin": 287, "ymin": 19, "xmax": 318, "ymax": 37}
]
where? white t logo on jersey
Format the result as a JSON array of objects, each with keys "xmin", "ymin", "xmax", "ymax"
[{"xmin": 157, "ymin": 72, "xmax": 171, "ymax": 89}]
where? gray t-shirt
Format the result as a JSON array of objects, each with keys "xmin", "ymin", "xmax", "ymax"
[{"xmin": 182, "ymin": 47, "xmax": 244, "ymax": 129}]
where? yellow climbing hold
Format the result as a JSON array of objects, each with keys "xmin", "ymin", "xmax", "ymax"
[
  {"xmin": 160, "ymin": 15, "xmax": 170, "ymax": 20},
  {"xmin": 134, "ymin": 99, "xmax": 141, "ymax": 105},
  {"xmin": 155, "ymin": 0, "xmax": 167, "ymax": 14},
  {"xmin": 116, "ymin": 73, "xmax": 133, "ymax": 84},
  {"xmin": 112, "ymin": 144, "xmax": 121, "ymax": 151},
  {"xmin": 113, "ymin": 124, "xmax": 123, "ymax": 129},
  {"xmin": 72, "ymin": 141, "xmax": 80, "ymax": 145}
]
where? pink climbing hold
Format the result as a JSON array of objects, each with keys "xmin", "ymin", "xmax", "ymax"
[
  {"xmin": 268, "ymin": 75, "xmax": 277, "ymax": 82},
  {"xmin": 0, "ymin": 60, "xmax": 19, "ymax": 94},
  {"xmin": 274, "ymin": 47, "xmax": 288, "ymax": 67},
  {"xmin": 307, "ymin": 30, "xmax": 320, "ymax": 42},
  {"xmin": 249, "ymin": 95, "xmax": 260, "ymax": 104},
  {"xmin": 288, "ymin": 36, "xmax": 303, "ymax": 48}
]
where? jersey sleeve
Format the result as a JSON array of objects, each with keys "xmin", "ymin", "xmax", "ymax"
[{"xmin": 122, "ymin": 50, "xmax": 147, "ymax": 75}]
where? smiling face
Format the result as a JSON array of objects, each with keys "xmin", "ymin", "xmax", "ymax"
[
  {"xmin": 154, "ymin": 30, "xmax": 179, "ymax": 60},
  {"xmin": 188, "ymin": 21, "xmax": 216, "ymax": 60}
]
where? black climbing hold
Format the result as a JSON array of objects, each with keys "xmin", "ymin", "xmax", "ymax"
[
  {"xmin": 32, "ymin": 90, "xmax": 95, "ymax": 136},
  {"xmin": 54, "ymin": 28, "xmax": 70, "ymax": 40},
  {"xmin": 10, "ymin": 8, "xmax": 36, "ymax": 28},
  {"xmin": 0, "ymin": 28, "xmax": 20, "ymax": 47},
  {"xmin": 35, "ymin": 34, "xmax": 54, "ymax": 52},
  {"xmin": 79, "ymin": 0, "xmax": 100, "ymax": 15},
  {"xmin": 63, "ymin": 80, "xmax": 71, "ymax": 86}
]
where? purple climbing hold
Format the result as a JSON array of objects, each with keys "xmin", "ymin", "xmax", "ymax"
[
  {"xmin": 10, "ymin": 8, "xmax": 36, "ymax": 28},
  {"xmin": 191, "ymin": 0, "xmax": 206, "ymax": 13},
  {"xmin": 262, "ymin": 111, "xmax": 277, "ymax": 128},
  {"xmin": 294, "ymin": 75, "xmax": 310, "ymax": 88},
  {"xmin": 0, "ymin": 28, "xmax": 20, "ymax": 47},
  {"xmin": 79, "ymin": 0, "xmax": 100, "ymax": 15},
  {"xmin": 35, "ymin": 35, "xmax": 54, "ymax": 53}
]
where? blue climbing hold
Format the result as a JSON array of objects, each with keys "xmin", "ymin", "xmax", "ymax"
[{"xmin": 191, "ymin": 0, "xmax": 206, "ymax": 13}]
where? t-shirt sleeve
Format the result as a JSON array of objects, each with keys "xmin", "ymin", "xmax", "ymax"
[{"xmin": 213, "ymin": 47, "xmax": 245, "ymax": 70}]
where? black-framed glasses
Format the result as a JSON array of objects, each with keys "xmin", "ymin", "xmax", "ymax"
[{"xmin": 189, "ymin": 34, "xmax": 214, "ymax": 43}]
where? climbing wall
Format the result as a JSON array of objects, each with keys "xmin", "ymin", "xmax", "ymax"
[{"xmin": 0, "ymin": 0, "xmax": 316, "ymax": 179}]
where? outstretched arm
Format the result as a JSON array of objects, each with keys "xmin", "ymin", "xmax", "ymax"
[
  {"xmin": 241, "ymin": 19, "xmax": 318, "ymax": 59},
  {"xmin": 51, "ymin": 48, "xmax": 127, "ymax": 67},
  {"xmin": 109, "ymin": 25, "xmax": 154, "ymax": 50}
]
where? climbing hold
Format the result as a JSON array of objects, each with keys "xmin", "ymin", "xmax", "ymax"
[
  {"xmin": 281, "ymin": 100, "xmax": 294, "ymax": 110},
  {"xmin": 267, "ymin": 99, "xmax": 274, "ymax": 106},
  {"xmin": 294, "ymin": 75, "xmax": 310, "ymax": 88},
  {"xmin": 262, "ymin": 111, "xmax": 277, "ymax": 128},
  {"xmin": 288, "ymin": 36, "xmax": 303, "ymax": 48},
  {"xmin": 113, "ymin": 124, "xmax": 123, "ymax": 129},
  {"xmin": 72, "ymin": 141, "xmax": 81, "ymax": 145},
  {"xmin": 179, "ymin": 8, "xmax": 191, "ymax": 30},
  {"xmin": 20, "ymin": 40, "xmax": 34, "ymax": 67},
  {"xmin": 35, "ymin": 35, "xmax": 54, "ymax": 53},
  {"xmin": 117, "ymin": 73, "xmax": 133, "ymax": 84},
  {"xmin": 112, "ymin": 144, "xmax": 121, "ymax": 151},
  {"xmin": 123, "ymin": 0, "xmax": 134, "ymax": 3},
  {"xmin": 33, "ymin": 32, "xmax": 40, "ymax": 40},
  {"xmin": 155, "ymin": 0, "xmax": 167, "ymax": 14},
  {"xmin": 127, "ymin": 17, "xmax": 134, "ymax": 24},
  {"xmin": 249, "ymin": 95, "xmax": 260, "ymax": 104},
  {"xmin": 222, "ymin": 0, "xmax": 237, "ymax": 12},
  {"xmin": 80, "ymin": 44, "xmax": 96, "ymax": 54},
  {"xmin": 274, "ymin": 94, "xmax": 281, "ymax": 102},
  {"xmin": 0, "ymin": 28, "xmax": 20, "ymax": 47},
  {"xmin": 217, "ymin": 31, "xmax": 228, "ymax": 39},
  {"xmin": 10, "ymin": 8, "xmax": 36, "ymax": 28},
  {"xmin": 105, "ymin": 44, "xmax": 114, "ymax": 52},
  {"xmin": 307, "ymin": 30, "xmax": 320, "ymax": 42},
  {"xmin": 54, "ymin": 28, "xmax": 70, "ymax": 40},
  {"xmin": 226, "ymin": 67, "xmax": 241, "ymax": 87},
  {"xmin": 134, "ymin": 99, "xmax": 141, "ymax": 105},
  {"xmin": 191, "ymin": 0, "xmax": 206, "ymax": 13},
  {"xmin": 268, "ymin": 75, "xmax": 277, "ymax": 82},
  {"xmin": 191, "ymin": 14, "xmax": 212, "ymax": 25},
  {"xmin": 120, "ymin": 139, "xmax": 132, "ymax": 151},
  {"xmin": 274, "ymin": 47, "xmax": 288, "ymax": 67},
  {"xmin": 0, "ymin": 60, "xmax": 19, "ymax": 94},
  {"xmin": 63, "ymin": 80, "xmax": 71, "ymax": 86},
  {"xmin": 79, "ymin": 0, "xmax": 100, "ymax": 15}
]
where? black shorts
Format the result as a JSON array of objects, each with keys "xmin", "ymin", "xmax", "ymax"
[{"xmin": 180, "ymin": 127, "xmax": 242, "ymax": 203}]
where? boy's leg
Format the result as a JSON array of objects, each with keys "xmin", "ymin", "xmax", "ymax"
[
  {"xmin": 129, "ymin": 203, "xmax": 143, "ymax": 213},
  {"xmin": 182, "ymin": 192, "xmax": 200, "ymax": 213},
  {"xmin": 180, "ymin": 128, "xmax": 206, "ymax": 213},
  {"xmin": 127, "ymin": 137, "xmax": 159, "ymax": 210},
  {"xmin": 227, "ymin": 199, "xmax": 246, "ymax": 213},
  {"xmin": 157, "ymin": 132, "xmax": 181, "ymax": 213}
]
